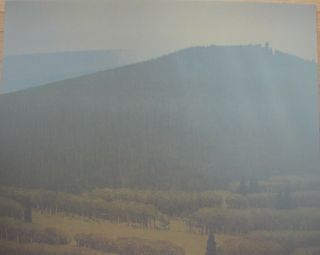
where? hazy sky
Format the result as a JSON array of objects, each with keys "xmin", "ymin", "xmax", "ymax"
[{"xmin": 4, "ymin": 0, "xmax": 318, "ymax": 61}]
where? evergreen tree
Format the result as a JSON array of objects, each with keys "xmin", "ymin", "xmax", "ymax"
[
  {"xmin": 24, "ymin": 196, "xmax": 32, "ymax": 223},
  {"xmin": 205, "ymin": 230, "xmax": 217, "ymax": 255}
]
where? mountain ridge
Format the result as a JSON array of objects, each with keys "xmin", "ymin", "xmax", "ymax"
[
  {"xmin": 3, "ymin": 44, "xmax": 316, "ymax": 95},
  {"xmin": 0, "ymin": 45, "xmax": 318, "ymax": 192},
  {"xmin": 3, "ymin": 49, "xmax": 144, "ymax": 93}
]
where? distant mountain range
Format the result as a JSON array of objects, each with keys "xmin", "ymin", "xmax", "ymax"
[
  {"xmin": 0, "ymin": 45, "xmax": 318, "ymax": 192},
  {"xmin": 3, "ymin": 50, "xmax": 144, "ymax": 93}
]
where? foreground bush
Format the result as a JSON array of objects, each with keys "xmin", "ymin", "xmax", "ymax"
[
  {"xmin": 75, "ymin": 234, "xmax": 117, "ymax": 253},
  {"xmin": 0, "ymin": 217, "xmax": 70, "ymax": 245},
  {"xmin": 292, "ymin": 246, "xmax": 320, "ymax": 255},
  {"xmin": 189, "ymin": 208, "xmax": 320, "ymax": 233},
  {"xmin": 90, "ymin": 188, "xmax": 224, "ymax": 216},
  {"xmin": 75, "ymin": 233, "xmax": 185, "ymax": 255},
  {"xmin": 0, "ymin": 186, "xmax": 168, "ymax": 229},
  {"xmin": 248, "ymin": 231, "xmax": 320, "ymax": 254},
  {"xmin": 0, "ymin": 186, "xmax": 224, "ymax": 218},
  {"xmin": 218, "ymin": 236, "xmax": 284, "ymax": 255},
  {"xmin": 0, "ymin": 240, "xmax": 110, "ymax": 255}
]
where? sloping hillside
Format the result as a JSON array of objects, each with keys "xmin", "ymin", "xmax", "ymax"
[{"xmin": 0, "ymin": 45, "xmax": 318, "ymax": 191}]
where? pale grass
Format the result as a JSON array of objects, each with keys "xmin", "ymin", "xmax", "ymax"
[{"xmin": 33, "ymin": 211, "xmax": 230, "ymax": 255}]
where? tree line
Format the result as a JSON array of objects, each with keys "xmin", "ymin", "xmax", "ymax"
[
  {"xmin": 206, "ymin": 230, "xmax": 320, "ymax": 255},
  {"xmin": 89, "ymin": 188, "xmax": 223, "ymax": 216},
  {"xmin": 0, "ymin": 197, "xmax": 24, "ymax": 220},
  {"xmin": 0, "ymin": 217, "xmax": 69, "ymax": 245},
  {"xmin": 187, "ymin": 208, "xmax": 320, "ymax": 234},
  {"xmin": 247, "ymin": 231, "xmax": 320, "ymax": 254},
  {"xmin": 75, "ymin": 233, "xmax": 186, "ymax": 255},
  {"xmin": 3, "ymin": 184, "xmax": 320, "ymax": 223},
  {"xmin": 0, "ymin": 186, "xmax": 169, "ymax": 229},
  {"xmin": 0, "ymin": 240, "xmax": 107, "ymax": 255}
]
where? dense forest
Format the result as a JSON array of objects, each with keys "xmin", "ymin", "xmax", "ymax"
[
  {"xmin": 0, "ymin": 45, "xmax": 318, "ymax": 192},
  {"xmin": 1, "ymin": 175, "xmax": 320, "ymax": 254}
]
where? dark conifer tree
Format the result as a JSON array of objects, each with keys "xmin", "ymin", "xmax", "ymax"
[
  {"xmin": 24, "ymin": 196, "xmax": 32, "ymax": 223},
  {"xmin": 205, "ymin": 230, "xmax": 217, "ymax": 255}
]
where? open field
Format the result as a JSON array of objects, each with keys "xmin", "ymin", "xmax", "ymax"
[
  {"xmin": 2, "ymin": 177, "xmax": 320, "ymax": 255},
  {"xmin": 33, "ymin": 211, "xmax": 215, "ymax": 255}
]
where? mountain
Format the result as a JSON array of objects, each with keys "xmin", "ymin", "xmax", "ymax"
[
  {"xmin": 0, "ymin": 45, "xmax": 318, "ymax": 192},
  {"xmin": 3, "ymin": 50, "xmax": 143, "ymax": 93}
]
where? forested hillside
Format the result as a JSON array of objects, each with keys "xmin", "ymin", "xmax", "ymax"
[{"xmin": 0, "ymin": 45, "xmax": 318, "ymax": 191}]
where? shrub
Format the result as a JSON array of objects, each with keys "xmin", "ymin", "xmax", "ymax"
[
  {"xmin": 292, "ymin": 246, "xmax": 320, "ymax": 255},
  {"xmin": 75, "ymin": 233, "xmax": 186, "ymax": 255},
  {"xmin": 0, "ymin": 197, "xmax": 24, "ymax": 220},
  {"xmin": 189, "ymin": 208, "xmax": 320, "ymax": 233},
  {"xmin": 0, "ymin": 217, "xmax": 70, "ymax": 245},
  {"xmin": 248, "ymin": 231, "xmax": 320, "ymax": 253},
  {"xmin": 0, "ymin": 240, "xmax": 111, "ymax": 255},
  {"xmin": 219, "ymin": 236, "xmax": 284, "ymax": 255}
]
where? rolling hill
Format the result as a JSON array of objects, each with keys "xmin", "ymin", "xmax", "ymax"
[{"xmin": 0, "ymin": 45, "xmax": 318, "ymax": 191}]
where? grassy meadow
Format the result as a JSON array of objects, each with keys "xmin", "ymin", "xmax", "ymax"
[
  {"xmin": 2, "ymin": 176, "xmax": 320, "ymax": 255},
  {"xmin": 33, "ymin": 212, "xmax": 209, "ymax": 255}
]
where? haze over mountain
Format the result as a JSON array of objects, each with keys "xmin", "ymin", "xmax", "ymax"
[
  {"xmin": 3, "ymin": 50, "xmax": 143, "ymax": 93},
  {"xmin": 0, "ymin": 45, "xmax": 318, "ymax": 192}
]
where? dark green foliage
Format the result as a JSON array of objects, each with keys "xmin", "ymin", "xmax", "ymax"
[
  {"xmin": 75, "ymin": 233, "xmax": 186, "ymax": 255},
  {"xmin": 0, "ymin": 240, "xmax": 107, "ymax": 255},
  {"xmin": 218, "ymin": 236, "xmax": 284, "ymax": 255},
  {"xmin": 205, "ymin": 231, "xmax": 217, "ymax": 255},
  {"xmin": 226, "ymin": 189, "xmax": 320, "ymax": 210},
  {"xmin": 248, "ymin": 231, "xmax": 320, "ymax": 254},
  {"xmin": 245, "ymin": 193, "xmax": 276, "ymax": 209},
  {"xmin": 0, "ymin": 185, "xmax": 224, "ymax": 219},
  {"xmin": 90, "ymin": 188, "xmax": 224, "ymax": 216},
  {"xmin": 0, "ymin": 186, "xmax": 168, "ymax": 228},
  {"xmin": 0, "ymin": 197, "xmax": 23, "ymax": 220},
  {"xmin": 0, "ymin": 46, "xmax": 318, "ymax": 192},
  {"xmin": 292, "ymin": 246, "xmax": 320, "ymax": 255},
  {"xmin": 74, "ymin": 233, "xmax": 120, "ymax": 253},
  {"xmin": 225, "ymin": 194, "xmax": 248, "ymax": 209},
  {"xmin": 24, "ymin": 197, "xmax": 32, "ymax": 223},
  {"xmin": 189, "ymin": 208, "xmax": 320, "ymax": 233},
  {"xmin": 276, "ymin": 190, "xmax": 294, "ymax": 210},
  {"xmin": 0, "ymin": 217, "xmax": 70, "ymax": 245}
]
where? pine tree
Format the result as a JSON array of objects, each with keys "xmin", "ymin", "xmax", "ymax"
[
  {"xmin": 205, "ymin": 230, "xmax": 217, "ymax": 255},
  {"xmin": 24, "ymin": 196, "xmax": 32, "ymax": 223}
]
